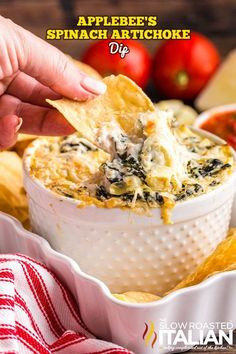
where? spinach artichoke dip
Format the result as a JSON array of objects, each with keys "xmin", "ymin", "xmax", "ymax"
[{"xmin": 30, "ymin": 109, "xmax": 234, "ymax": 223}]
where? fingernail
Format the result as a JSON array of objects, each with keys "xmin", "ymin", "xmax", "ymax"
[
  {"xmin": 15, "ymin": 117, "xmax": 23, "ymax": 133},
  {"xmin": 81, "ymin": 77, "xmax": 107, "ymax": 95}
]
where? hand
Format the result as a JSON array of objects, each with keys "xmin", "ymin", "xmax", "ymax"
[{"xmin": 0, "ymin": 16, "xmax": 106, "ymax": 149}]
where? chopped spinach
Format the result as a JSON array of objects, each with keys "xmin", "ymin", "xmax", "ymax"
[
  {"xmin": 201, "ymin": 159, "xmax": 223, "ymax": 176},
  {"xmin": 121, "ymin": 190, "xmax": 164, "ymax": 206},
  {"xmin": 54, "ymin": 187, "xmax": 74, "ymax": 198},
  {"xmin": 96, "ymin": 186, "xmax": 111, "ymax": 200},
  {"xmin": 209, "ymin": 180, "xmax": 220, "ymax": 187},
  {"xmin": 188, "ymin": 159, "xmax": 231, "ymax": 178},
  {"xmin": 142, "ymin": 191, "xmax": 164, "ymax": 205},
  {"xmin": 113, "ymin": 134, "xmax": 129, "ymax": 155},
  {"xmin": 119, "ymin": 153, "xmax": 146, "ymax": 180},
  {"xmin": 102, "ymin": 163, "xmax": 123, "ymax": 183},
  {"xmin": 95, "ymin": 185, "xmax": 164, "ymax": 207},
  {"xmin": 60, "ymin": 137, "xmax": 97, "ymax": 153},
  {"xmin": 175, "ymin": 183, "xmax": 203, "ymax": 201},
  {"xmin": 121, "ymin": 193, "xmax": 135, "ymax": 202}
]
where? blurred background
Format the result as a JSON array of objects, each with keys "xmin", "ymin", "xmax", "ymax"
[{"xmin": 0, "ymin": 0, "xmax": 235, "ymax": 58}]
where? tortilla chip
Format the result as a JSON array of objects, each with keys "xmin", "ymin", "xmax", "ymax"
[
  {"xmin": 0, "ymin": 151, "xmax": 28, "ymax": 224},
  {"xmin": 46, "ymin": 75, "xmax": 155, "ymax": 146},
  {"xmin": 167, "ymin": 228, "xmax": 236, "ymax": 293},
  {"xmin": 71, "ymin": 58, "xmax": 102, "ymax": 80},
  {"xmin": 113, "ymin": 291, "xmax": 160, "ymax": 303},
  {"xmin": 17, "ymin": 134, "xmax": 38, "ymax": 142},
  {"xmin": 13, "ymin": 134, "xmax": 38, "ymax": 157}
]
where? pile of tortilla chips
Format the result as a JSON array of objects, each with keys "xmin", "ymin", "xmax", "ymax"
[
  {"xmin": 13, "ymin": 134, "xmax": 37, "ymax": 157},
  {"xmin": 0, "ymin": 151, "xmax": 29, "ymax": 228},
  {"xmin": 113, "ymin": 228, "xmax": 236, "ymax": 303}
]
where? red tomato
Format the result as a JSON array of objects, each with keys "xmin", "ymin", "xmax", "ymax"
[
  {"xmin": 227, "ymin": 134, "xmax": 236, "ymax": 150},
  {"xmin": 81, "ymin": 39, "xmax": 151, "ymax": 88},
  {"xmin": 153, "ymin": 32, "xmax": 220, "ymax": 100}
]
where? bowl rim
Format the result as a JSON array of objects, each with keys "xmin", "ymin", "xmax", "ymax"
[
  {"xmin": 194, "ymin": 103, "xmax": 236, "ymax": 128},
  {"xmin": 2, "ymin": 211, "xmax": 236, "ymax": 309},
  {"xmin": 23, "ymin": 127, "xmax": 236, "ymax": 214}
]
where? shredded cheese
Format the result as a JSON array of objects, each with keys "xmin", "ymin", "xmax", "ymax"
[{"xmin": 30, "ymin": 110, "xmax": 235, "ymax": 224}]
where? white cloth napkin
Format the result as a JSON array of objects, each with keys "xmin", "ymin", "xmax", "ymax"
[{"xmin": 0, "ymin": 254, "xmax": 133, "ymax": 354}]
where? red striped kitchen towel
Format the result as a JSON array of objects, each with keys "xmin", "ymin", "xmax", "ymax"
[{"xmin": 0, "ymin": 254, "xmax": 132, "ymax": 354}]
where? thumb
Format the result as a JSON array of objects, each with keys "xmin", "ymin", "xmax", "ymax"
[
  {"xmin": 0, "ymin": 115, "xmax": 22, "ymax": 150},
  {"xmin": 14, "ymin": 22, "xmax": 106, "ymax": 100}
]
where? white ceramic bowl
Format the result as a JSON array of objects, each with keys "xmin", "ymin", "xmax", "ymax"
[
  {"xmin": 1, "ymin": 212, "xmax": 236, "ymax": 354},
  {"xmin": 194, "ymin": 104, "xmax": 236, "ymax": 128},
  {"xmin": 23, "ymin": 128, "xmax": 236, "ymax": 295},
  {"xmin": 194, "ymin": 104, "xmax": 236, "ymax": 227}
]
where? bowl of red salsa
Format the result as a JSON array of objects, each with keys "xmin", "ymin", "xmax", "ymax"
[
  {"xmin": 195, "ymin": 104, "xmax": 236, "ymax": 149},
  {"xmin": 195, "ymin": 104, "xmax": 236, "ymax": 226}
]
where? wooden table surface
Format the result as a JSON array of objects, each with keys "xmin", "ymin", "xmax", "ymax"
[{"xmin": 1, "ymin": 1, "xmax": 236, "ymax": 352}]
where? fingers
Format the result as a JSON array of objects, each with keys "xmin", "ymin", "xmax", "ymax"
[
  {"xmin": 20, "ymin": 104, "xmax": 75, "ymax": 136},
  {"xmin": 6, "ymin": 72, "xmax": 61, "ymax": 107},
  {"xmin": 0, "ymin": 115, "xmax": 22, "ymax": 149},
  {"xmin": 0, "ymin": 94, "xmax": 75, "ymax": 136},
  {"xmin": 13, "ymin": 21, "xmax": 106, "ymax": 99}
]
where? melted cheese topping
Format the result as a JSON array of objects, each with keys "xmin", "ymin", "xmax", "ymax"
[
  {"xmin": 29, "ymin": 110, "xmax": 235, "ymax": 223},
  {"xmin": 140, "ymin": 110, "xmax": 194, "ymax": 191}
]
